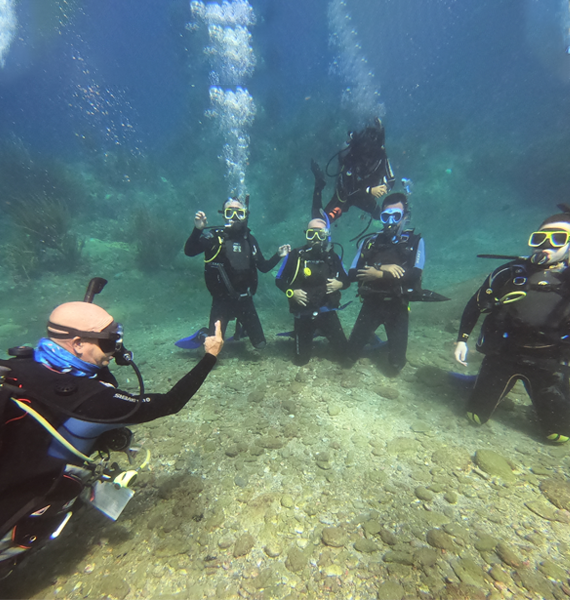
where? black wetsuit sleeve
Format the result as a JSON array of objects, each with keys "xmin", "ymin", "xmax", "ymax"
[
  {"xmin": 184, "ymin": 227, "xmax": 209, "ymax": 257},
  {"xmin": 457, "ymin": 292, "xmax": 481, "ymax": 341},
  {"xmin": 250, "ymin": 234, "xmax": 281, "ymax": 272},
  {"xmin": 77, "ymin": 354, "xmax": 217, "ymax": 423},
  {"xmin": 456, "ymin": 266, "xmax": 509, "ymax": 341},
  {"xmin": 138, "ymin": 353, "xmax": 217, "ymax": 420}
]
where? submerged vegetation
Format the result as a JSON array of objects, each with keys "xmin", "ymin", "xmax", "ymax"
[
  {"xmin": 132, "ymin": 206, "xmax": 185, "ymax": 272},
  {"xmin": 5, "ymin": 193, "xmax": 84, "ymax": 277},
  {"xmin": 0, "ymin": 139, "xmax": 90, "ymax": 278}
]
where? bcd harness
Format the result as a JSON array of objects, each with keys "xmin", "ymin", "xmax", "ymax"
[
  {"xmin": 204, "ymin": 230, "xmax": 257, "ymax": 300},
  {"xmin": 357, "ymin": 231, "xmax": 422, "ymax": 298},
  {"xmin": 0, "ymin": 358, "xmax": 149, "ymax": 500}
]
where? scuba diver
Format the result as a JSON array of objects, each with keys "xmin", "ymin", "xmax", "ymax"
[
  {"xmin": 275, "ymin": 217, "xmax": 350, "ymax": 366},
  {"xmin": 0, "ymin": 279, "xmax": 223, "ymax": 578},
  {"xmin": 311, "ymin": 117, "xmax": 395, "ymax": 224},
  {"xmin": 184, "ymin": 196, "xmax": 290, "ymax": 349},
  {"xmin": 348, "ymin": 192, "xmax": 446, "ymax": 376},
  {"xmin": 454, "ymin": 207, "xmax": 570, "ymax": 443}
]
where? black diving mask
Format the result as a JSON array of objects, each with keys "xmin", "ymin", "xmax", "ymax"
[
  {"xmin": 97, "ymin": 323, "xmax": 124, "ymax": 353},
  {"xmin": 48, "ymin": 321, "xmax": 124, "ymax": 353}
]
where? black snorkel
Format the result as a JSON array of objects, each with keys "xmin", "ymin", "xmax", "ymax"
[
  {"xmin": 83, "ymin": 277, "xmax": 108, "ymax": 303},
  {"xmin": 478, "ymin": 205, "xmax": 570, "ymax": 266},
  {"xmin": 83, "ymin": 277, "xmax": 145, "ymax": 402}
]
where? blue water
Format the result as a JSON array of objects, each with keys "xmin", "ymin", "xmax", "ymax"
[
  {"xmin": 0, "ymin": 0, "xmax": 568, "ymax": 321},
  {"xmin": 0, "ymin": 0, "xmax": 567, "ymax": 351}
]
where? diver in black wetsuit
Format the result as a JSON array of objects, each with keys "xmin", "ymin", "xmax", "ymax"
[
  {"xmin": 348, "ymin": 193, "xmax": 425, "ymax": 376},
  {"xmin": 454, "ymin": 211, "xmax": 570, "ymax": 443},
  {"xmin": 0, "ymin": 296, "xmax": 223, "ymax": 577},
  {"xmin": 311, "ymin": 118, "xmax": 395, "ymax": 224},
  {"xmin": 184, "ymin": 197, "xmax": 290, "ymax": 349},
  {"xmin": 276, "ymin": 217, "xmax": 350, "ymax": 366}
]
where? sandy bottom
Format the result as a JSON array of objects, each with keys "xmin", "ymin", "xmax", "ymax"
[{"xmin": 2, "ymin": 269, "xmax": 570, "ymax": 600}]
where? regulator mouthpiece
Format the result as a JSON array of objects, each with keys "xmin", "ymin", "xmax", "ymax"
[{"xmin": 530, "ymin": 251, "xmax": 549, "ymax": 266}]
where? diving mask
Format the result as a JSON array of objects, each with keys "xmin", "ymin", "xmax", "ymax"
[
  {"xmin": 528, "ymin": 230, "xmax": 570, "ymax": 248},
  {"xmin": 224, "ymin": 207, "xmax": 247, "ymax": 221},
  {"xmin": 47, "ymin": 321, "xmax": 124, "ymax": 353},
  {"xmin": 97, "ymin": 323, "xmax": 124, "ymax": 353},
  {"xmin": 380, "ymin": 208, "xmax": 404, "ymax": 225},
  {"xmin": 306, "ymin": 228, "xmax": 329, "ymax": 242}
]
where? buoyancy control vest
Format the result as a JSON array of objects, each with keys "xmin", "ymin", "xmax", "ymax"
[
  {"xmin": 203, "ymin": 228, "xmax": 259, "ymax": 298},
  {"xmin": 0, "ymin": 356, "xmax": 125, "ymax": 489},
  {"xmin": 477, "ymin": 261, "xmax": 570, "ymax": 357},
  {"xmin": 334, "ymin": 125, "xmax": 393, "ymax": 197},
  {"xmin": 284, "ymin": 245, "xmax": 343, "ymax": 312},
  {"xmin": 357, "ymin": 230, "xmax": 422, "ymax": 298}
]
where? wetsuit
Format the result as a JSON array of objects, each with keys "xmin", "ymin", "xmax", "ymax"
[
  {"xmin": 348, "ymin": 229, "xmax": 424, "ymax": 373},
  {"xmin": 0, "ymin": 350, "xmax": 216, "ymax": 571},
  {"xmin": 184, "ymin": 226, "xmax": 281, "ymax": 348},
  {"xmin": 312, "ymin": 144, "xmax": 395, "ymax": 223},
  {"xmin": 276, "ymin": 244, "xmax": 350, "ymax": 365},
  {"xmin": 457, "ymin": 259, "xmax": 570, "ymax": 438}
]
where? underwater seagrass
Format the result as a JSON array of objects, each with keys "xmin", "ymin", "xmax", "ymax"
[
  {"xmin": 133, "ymin": 206, "xmax": 184, "ymax": 272},
  {"xmin": 3, "ymin": 234, "xmax": 40, "ymax": 280},
  {"xmin": 6, "ymin": 193, "xmax": 84, "ymax": 272}
]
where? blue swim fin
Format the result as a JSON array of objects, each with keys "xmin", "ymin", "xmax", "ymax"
[
  {"xmin": 448, "ymin": 372, "xmax": 477, "ymax": 389},
  {"xmin": 365, "ymin": 334, "xmax": 387, "ymax": 351},
  {"xmin": 175, "ymin": 327, "xmax": 209, "ymax": 349}
]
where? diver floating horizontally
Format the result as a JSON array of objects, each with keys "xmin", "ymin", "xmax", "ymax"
[
  {"xmin": 276, "ymin": 216, "xmax": 350, "ymax": 366},
  {"xmin": 348, "ymin": 192, "xmax": 448, "ymax": 376},
  {"xmin": 454, "ymin": 206, "xmax": 570, "ymax": 443},
  {"xmin": 0, "ymin": 279, "xmax": 223, "ymax": 579},
  {"xmin": 184, "ymin": 196, "xmax": 290, "ymax": 349},
  {"xmin": 311, "ymin": 117, "xmax": 395, "ymax": 224}
]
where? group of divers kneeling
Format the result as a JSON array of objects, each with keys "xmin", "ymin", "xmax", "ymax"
[{"xmin": 2, "ymin": 118, "xmax": 570, "ymax": 578}]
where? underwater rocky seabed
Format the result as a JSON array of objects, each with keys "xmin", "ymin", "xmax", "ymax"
[{"xmin": 1, "ymin": 241, "xmax": 570, "ymax": 600}]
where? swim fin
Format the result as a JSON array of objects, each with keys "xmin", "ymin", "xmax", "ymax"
[
  {"xmin": 448, "ymin": 372, "xmax": 477, "ymax": 390},
  {"xmin": 408, "ymin": 289, "xmax": 451, "ymax": 302},
  {"xmin": 365, "ymin": 334, "xmax": 387, "ymax": 351},
  {"xmin": 175, "ymin": 327, "xmax": 209, "ymax": 349}
]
